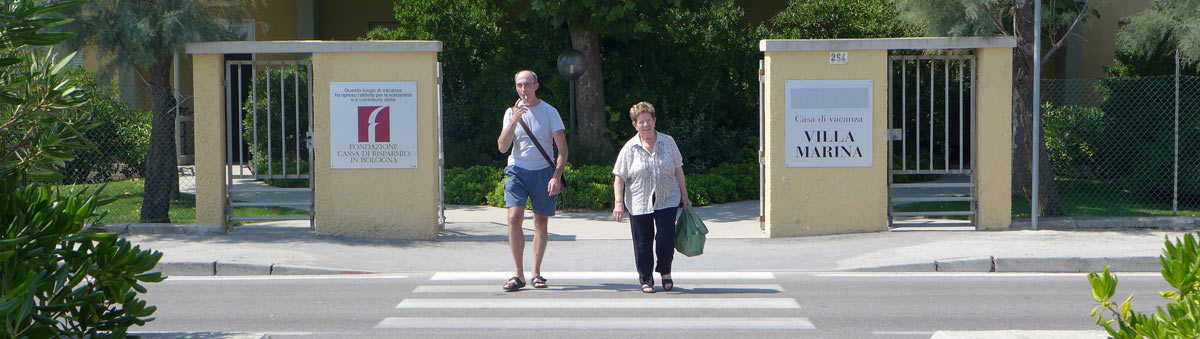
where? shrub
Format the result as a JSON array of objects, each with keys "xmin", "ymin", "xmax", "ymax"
[
  {"xmin": 445, "ymin": 166, "xmax": 502, "ymax": 205},
  {"xmin": 559, "ymin": 165, "xmax": 616, "ymax": 211},
  {"xmin": 708, "ymin": 162, "xmax": 758, "ymax": 201},
  {"xmin": 59, "ymin": 68, "xmax": 151, "ymax": 184},
  {"xmin": 1042, "ymin": 103, "xmax": 1104, "ymax": 179},
  {"xmin": 686, "ymin": 173, "xmax": 737, "ymax": 206},
  {"xmin": 482, "ymin": 165, "xmax": 616, "ymax": 211},
  {"xmin": 1089, "ymin": 232, "xmax": 1200, "ymax": 338},
  {"xmin": 0, "ymin": 178, "xmax": 165, "ymax": 337},
  {"xmin": 486, "ymin": 176, "xmax": 507, "ymax": 208},
  {"xmin": 475, "ymin": 159, "xmax": 759, "ymax": 210}
]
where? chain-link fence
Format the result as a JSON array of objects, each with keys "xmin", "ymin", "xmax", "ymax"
[
  {"xmin": 58, "ymin": 78, "xmax": 197, "ymax": 224},
  {"xmin": 1041, "ymin": 76, "xmax": 1200, "ymax": 216}
]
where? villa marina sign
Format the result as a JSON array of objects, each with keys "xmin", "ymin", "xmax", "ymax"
[
  {"xmin": 329, "ymin": 81, "xmax": 418, "ymax": 169},
  {"xmin": 784, "ymin": 80, "xmax": 873, "ymax": 167}
]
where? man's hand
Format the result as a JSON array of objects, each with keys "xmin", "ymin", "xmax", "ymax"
[
  {"xmin": 547, "ymin": 176, "xmax": 562, "ymax": 196},
  {"xmin": 511, "ymin": 98, "xmax": 528, "ymax": 124}
]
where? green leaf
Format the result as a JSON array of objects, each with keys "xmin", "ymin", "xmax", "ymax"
[
  {"xmin": 30, "ymin": 0, "xmax": 87, "ymax": 16},
  {"xmin": 0, "ymin": 57, "xmax": 21, "ymax": 67},
  {"xmin": 50, "ymin": 51, "xmax": 77, "ymax": 75}
]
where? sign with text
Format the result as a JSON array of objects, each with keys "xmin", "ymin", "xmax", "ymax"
[
  {"xmin": 330, "ymin": 82, "xmax": 418, "ymax": 169},
  {"xmin": 784, "ymin": 80, "xmax": 873, "ymax": 167}
]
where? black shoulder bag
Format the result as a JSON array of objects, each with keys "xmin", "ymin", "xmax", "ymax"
[{"xmin": 515, "ymin": 118, "xmax": 567, "ymax": 197}]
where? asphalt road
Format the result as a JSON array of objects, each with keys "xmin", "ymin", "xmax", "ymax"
[{"xmin": 131, "ymin": 271, "xmax": 1172, "ymax": 339}]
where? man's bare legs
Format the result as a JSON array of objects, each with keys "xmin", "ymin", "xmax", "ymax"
[
  {"xmin": 507, "ymin": 206, "xmax": 526, "ymax": 278},
  {"xmin": 509, "ymin": 208, "xmax": 550, "ymax": 278},
  {"xmin": 531, "ymin": 213, "xmax": 549, "ymax": 278}
]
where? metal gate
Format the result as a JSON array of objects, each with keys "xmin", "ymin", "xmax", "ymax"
[
  {"xmin": 224, "ymin": 60, "xmax": 314, "ymax": 231},
  {"xmin": 887, "ymin": 54, "xmax": 977, "ymax": 227}
]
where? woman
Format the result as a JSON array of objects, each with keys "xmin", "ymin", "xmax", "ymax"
[{"xmin": 611, "ymin": 102, "xmax": 691, "ymax": 294}]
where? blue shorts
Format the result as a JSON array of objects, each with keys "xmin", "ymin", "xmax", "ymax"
[{"xmin": 504, "ymin": 165, "xmax": 558, "ymax": 216}]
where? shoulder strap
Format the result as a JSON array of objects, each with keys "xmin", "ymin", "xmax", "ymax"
[{"xmin": 516, "ymin": 118, "xmax": 556, "ymax": 169}]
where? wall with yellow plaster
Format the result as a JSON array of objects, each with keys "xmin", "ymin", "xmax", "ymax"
[
  {"xmin": 311, "ymin": 52, "xmax": 440, "ymax": 239},
  {"xmin": 763, "ymin": 50, "xmax": 890, "ymax": 237},
  {"xmin": 975, "ymin": 48, "xmax": 1013, "ymax": 230},
  {"xmin": 191, "ymin": 54, "xmax": 226, "ymax": 227}
]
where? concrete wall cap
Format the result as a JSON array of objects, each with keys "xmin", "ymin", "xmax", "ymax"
[
  {"xmin": 760, "ymin": 37, "xmax": 1017, "ymax": 52},
  {"xmin": 186, "ymin": 40, "xmax": 442, "ymax": 54}
]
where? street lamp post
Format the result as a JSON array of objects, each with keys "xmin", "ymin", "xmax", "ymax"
[{"xmin": 557, "ymin": 49, "xmax": 586, "ymax": 147}]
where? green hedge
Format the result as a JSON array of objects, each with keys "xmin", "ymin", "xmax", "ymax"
[
  {"xmin": 446, "ymin": 166, "xmax": 501, "ymax": 205},
  {"xmin": 467, "ymin": 162, "xmax": 759, "ymax": 211}
]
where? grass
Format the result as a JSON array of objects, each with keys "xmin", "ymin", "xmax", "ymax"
[
  {"xmin": 59, "ymin": 180, "xmax": 309, "ymax": 224},
  {"xmin": 894, "ymin": 178, "xmax": 1200, "ymax": 218}
]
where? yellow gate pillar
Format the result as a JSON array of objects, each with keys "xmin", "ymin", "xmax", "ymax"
[
  {"xmin": 187, "ymin": 41, "xmax": 443, "ymax": 239},
  {"xmin": 759, "ymin": 38, "xmax": 1015, "ymax": 237}
]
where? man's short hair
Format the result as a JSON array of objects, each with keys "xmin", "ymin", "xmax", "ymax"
[{"xmin": 516, "ymin": 69, "xmax": 538, "ymax": 83}]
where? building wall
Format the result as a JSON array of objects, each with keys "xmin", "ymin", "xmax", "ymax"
[
  {"xmin": 316, "ymin": 0, "xmax": 397, "ymax": 40},
  {"xmin": 311, "ymin": 51, "xmax": 440, "ymax": 239},
  {"xmin": 975, "ymin": 48, "xmax": 1013, "ymax": 229},
  {"xmin": 1044, "ymin": 0, "xmax": 1152, "ymax": 78},
  {"xmin": 762, "ymin": 50, "xmax": 890, "ymax": 237},
  {"xmin": 192, "ymin": 53, "xmax": 227, "ymax": 227}
]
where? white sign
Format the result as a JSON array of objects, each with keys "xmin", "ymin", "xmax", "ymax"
[
  {"xmin": 784, "ymin": 80, "xmax": 873, "ymax": 167},
  {"xmin": 829, "ymin": 51, "xmax": 848, "ymax": 64},
  {"xmin": 329, "ymin": 82, "xmax": 418, "ymax": 169}
]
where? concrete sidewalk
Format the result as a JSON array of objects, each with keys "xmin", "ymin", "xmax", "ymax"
[{"xmin": 117, "ymin": 201, "xmax": 1194, "ymax": 276}]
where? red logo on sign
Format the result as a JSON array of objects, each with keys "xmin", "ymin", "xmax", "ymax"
[{"xmin": 358, "ymin": 106, "xmax": 390, "ymax": 142}]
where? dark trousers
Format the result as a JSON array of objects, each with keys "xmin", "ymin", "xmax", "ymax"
[{"xmin": 629, "ymin": 207, "xmax": 678, "ymax": 286}]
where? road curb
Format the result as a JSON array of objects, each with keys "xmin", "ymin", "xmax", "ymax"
[
  {"xmin": 845, "ymin": 256, "xmax": 1161, "ymax": 273},
  {"xmin": 153, "ymin": 261, "xmax": 376, "ymax": 276},
  {"xmin": 107, "ymin": 223, "xmax": 222, "ymax": 235}
]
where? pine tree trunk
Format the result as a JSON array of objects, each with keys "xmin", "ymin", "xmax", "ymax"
[
  {"xmin": 568, "ymin": 25, "xmax": 615, "ymax": 165},
  {"xmin": 139, "ymin": 57, "xmax": 179, "ymax": 222},
  {"xmin": 1011, "ymin": 0, "xmax": 1064, "ymax": 216}
]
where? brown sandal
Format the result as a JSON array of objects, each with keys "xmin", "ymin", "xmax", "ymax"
[
  {"xmin": 531, "ymin": 275, "xmax": 548, "ymax": 288},
  {"xmin": 502, "ymin": 276, "xmax": 526, "ymax": 292},
  {"xmin": 641, "ymin": 283, "xmax": 656, "ymax": 293}
]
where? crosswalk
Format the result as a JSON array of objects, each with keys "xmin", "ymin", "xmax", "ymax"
[{"xmin": 374, "ymin": 271, "xmax": 817, "ymax": 333}]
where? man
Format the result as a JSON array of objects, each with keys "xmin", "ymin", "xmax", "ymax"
[{"xmin": 496, "ymin": 70, "xmax": 567, "ymax": 292}]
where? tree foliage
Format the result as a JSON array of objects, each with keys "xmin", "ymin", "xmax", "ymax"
[
  {"xmin": 526, "ymin": 0, "xmax": 696, "ymax": 37},
  {"xmin": 1117, "ymin": 0, "xmax": 1200, "ymax": 68},
  {"xmin": 766, "ymin": 0, "xmax": 916, "ymax": 38},
  {"xmin": 0, "ymin": 178, "xmax": 165, "ymax": 338},
  {"xmin": 0, "ymin": 2, "xmax": 165, "ymax": 337},
  {"xmin": 62, "ymin": 0, "xmax": 248, "ymax": 77},
  {"xmin": 0, "ymin": 0, "xmax": 91, "ymax": 182},
  {"xmin": 64, "ymin": 0, "xmax": 251, "ymax": 222},
  {"xmin": 376, "ymin": 0, "xmax": 916, "ymax": 171}
]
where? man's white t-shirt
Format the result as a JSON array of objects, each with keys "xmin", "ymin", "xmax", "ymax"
[{"xmin": 502, "ymin": 101, "xmax": 565, "ymax": 170}]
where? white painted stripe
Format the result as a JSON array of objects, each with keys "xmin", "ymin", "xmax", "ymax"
[
  {"xmin": 930, "ymin": 330, "xmax": 1107, "ymax": 339},
  {"xmin": 873, "ymin": 331, "xmax": 936, "ymax": 336},
  {"xmin": 164, "ymin": 274, "xmax": 409, "ymax": 281},
  {"xmin": 396, "ymin": 298, "xmax": 799, "ymax": 309},
  {"xmin": 431, "ymin": 272, "xmax": 776, "ymax": 281},
  {"xmin": 818, "ymin": 272, "xmax": 1162, "ymax": 278},
  {"xmin": 127, "ymin": 332, "xmax": 314, "ymax": 336},
  {"xmin": 374, "ymin": 317, "xmax": 815, "ymax": 330},
  {"xmin": 412, "ymin": 284, "xmax": 785, "ymax": 293}
]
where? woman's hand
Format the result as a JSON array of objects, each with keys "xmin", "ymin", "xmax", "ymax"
[
  {"xmin": 682, "ymin": 195, "xmax": 692, "ymax": 207},
  {"xmin": 612, "ymin": 203, "xmax": 624, "ymax": 222}
]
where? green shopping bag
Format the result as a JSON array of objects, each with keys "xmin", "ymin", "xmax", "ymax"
[{"xmin": 675, "ymin": 205, "xmax": 709, "ymax": 257}]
